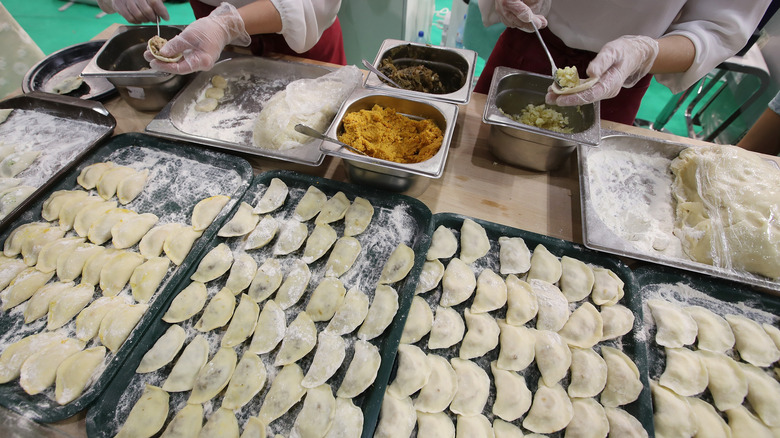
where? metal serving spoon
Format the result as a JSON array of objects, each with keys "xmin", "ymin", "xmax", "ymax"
[
  {"xmin": 530, "ymin": 20, "xmax": 563, "ymax": 89},
  {"xmin": 294, "ymin": 124, "xmax": 368, "ymax": 156},
  {"xmin": 361, "ymin": 59, "xmax": 403, "ymax": 89},
  {"xmin": 156, "ymin": 15, "xmax": 160, "ymax": 37}
]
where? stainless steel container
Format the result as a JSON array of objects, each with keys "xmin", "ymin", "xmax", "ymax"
[
  {"xmin": 483, "ymin": 67, "xmax": 600, "ymax": 171},
  {"xmin": 363, "ymin": 39, "xmax": 477, "ymax": 105},
  {"xmin": 82, "ymin": 25, "xmax": 190, "ymax": 112},
  {"xmin": 322, "ymin": 88, "xmax": 458, "ymax": 197}
]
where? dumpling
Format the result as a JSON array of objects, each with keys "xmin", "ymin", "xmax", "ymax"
[
  {"xmin": 114, "ymin": 385, "xmax": 169, "ymax": 438},
  {"xmin": 725, "ymin": 406, "xmax": 773, "ymax": 438},
  {"xmin": 136, "ymin": 324, "xmax": 186, "ymax": 373},
  {"xmin": 76, "ymin": 161, "xmax": 113, "ymax": 190},
  {"xmin": 459, "ymin": 218, "xmax": 490, "ymax": 264},
  {"xmin": 0, "ymin": 185, "xmax": 35, "ymax": 216},
  {"xmin": 530, "ymin": 279, "xmax": 570, "ymax": 332},
  {"xmin": 163, "ymin": 226, "xmax": 203, "ymax": 265},
  {"xmin": 378, "ymin": 243, "xmax": 415, "ymax": 284},
  {"xmin": 600, "ymin": 346, "xmax": 642, "ymax": 407},
  {"xmin": 218, "ymin": 202, "xmax": 259, "ymax": 237},
  {"xmin": 221, "ymin": 293, "xmax": 260, "ymax": 347},
  {"xmin": 190, "ymin": 242, "xmax": 233, "ymax": 283},
  {"xmin": 162, "ymin": 281, "xmax": 208, "ymax": 323},
  {"xmin": 415, "ymin": 259, "xmax": 444, "ymax": 295},
  {"xmin": 726, "ymin": 314, "xmax": 780, "ymax": 367},
  {"xmin": 306, "ymin": 277, "xmax": 346, "ymax": 322},
  {"xmin": 54, "ymin": 242, "xmax": 101, "ymax": 283},
  {"xmin": 400, "ymin": 295, "xmax": 433, "ymax": 344},
  {"xmin": 273, "ymin": 220, "xmax": 308, "ymax": 255},
  {"xmin": 388, "ymin": 344, "xmax": 431, "ymax": 398},
  {"xmin": 19, "ymin": 337, "xmax": 83, "ymax": 395},
  {"xmin": 498, "ymin": 235, "xmax": 531, "ymax": 275},
  {"xmin": 194, "ymin": 287, "xmax": 236, "ymax": 332},
  {"xmin": 99, "ymin": 250, "xmax": 145, "ymax": 296},
  {"xmin": 140, "ymin": 223, "xmax": 184, "ymax": 258},
  {"xmin": 0, "ymin": 257, "xmax": 25, "ymax": 290},
  {"xmin": 0, "ymin": 332, "xmax": 64, "ymax": 383},
  {"xmin": 315, "ymin": 191, "xmax": 350, "ymax": 224},
  {"xmin": 129, "ymin": 256, "xmax": 170, "ymax": 303},
  {"xmin": 54, "ymin": 346, "xmax": 106, "ymax": 405},
  {"xmin": 274, "ymin": 311, "xmax": 317, "ymax": 366},
  {"xmin": 496, "ymin": 320, "xmax": 535, "ymax": 371},
  {"xmin": 455, "ymin": 414, "xmax": 494, "ymax": 438},
  {"xmin": 253, "ymin": 177, "xmax": 288, "ymax": 214},
  {"xmin": 659, "ymin": 347, "xmax": 708, "ymax": 397},
  {"xmin": 450, "ymin": 357, "xmax": 490, "ymax": 415},
  {"xmin": 247, "ymin": 258, "xmax": 283, "ymax": 302},
  {"xmin": 275, "ymin": 258, "xmax": 311, "ymax": 309},
  {"xmin": 534, "ymin": 329, "xmax": 571, "ymax": 386},
  {"xmin": 688, "ymin": 397, "xmax": 731, "ymax": 438},
  {"xmin": 647, "ymin": 299, "xmax": 698, "ymax": 348},
  {"xmin": 763, "ymin": 323, "xmax": 780, "ymax": 350},
  {"xmin": 374, "ymin": 391, "xmax": 416, "ymax": 438},
  {"xmin": 224, "ymin": 253, "xmax": 257, "ymax": 294},
  {"xmin": 416, "ymin": 412, "xmax": 455, "ymax": 438},
  {"xmin": 35, "ymin": 236, "xmax": 85, "ymax": 273},
  {"xmin": 301, "ymin": 223, "xmax": 338, "ymax": 264},
  {"xmin": 42, "ymin": 190, "xmax": 88, "ymax": 222},
  {"xmin": 98, "ymin": 303, "xmax": 148, "ymax": 352},
  {"xmin": 244, "ymin": 214, "xmax": 279, "ymax": 250},
  {"xmin": 492, "ymin": 419, "xmax": 525, "ymax": 438},
  {"xmin": 565, "ymin": 398, "xmax": 610, "ymax": 438},
  {"xmin": 0, "ymin": 150, "xmax": 41, "ymax": 178},
  {"xmin": 302, "ymin": 332, "xmax": 346, "ymax": 388},
  {"xmin": 247, "ymin": 299, "xmax": 286, "ymax": 354},
  {"xmin": 697, "ymin": 349, "xmax": 748, "ymax": 411},
  {"xmin": 324, "ymin": 397, "xmax": 364, "ymax": 438},
  {"xmin": 459, "ymin": 308, "xmax": 500, "ymax": 359},
  {"xmin": 739, "ymin": 362, "xmax": 780, "ymax": 427},
  {"xmin": 428, "ymin": 305, "xmax": 465, "ymax": 350},
  {"xmin": 505, "ymin": 274, "xmax": 538, "ymax": 325},
  {"xmin": 294, "ymin": 185, "xmax": 327, "ymax": 221},
  {"xmin": 47, "ymin": 283, "xmax": 95, "ymax": 330},
  {"xmin": 414, "ymin": 353, "xmax": 458, "ymax": 413},
  {"xmin": 604, "ymin": 407, "xmax": 649, "ymax": 438},
  {"xmin": 291, "ymin": 384, "xmax": 337, "ymax": 438},
  {"xmin": 96, "ymin": 165, "xmax": 135, "ymax": 200},
  {"xmin": 200, "ymin": 409, "xmax": 239, "ymax": 438},
  {"xmin": 73, "ymin": 200, "xmax": 117, "ymax": 238},
  {"xmin": 600, "ymin": 304, "xmax": 635, "ymax": 341},
  {"xmin": 427, "ymin": 225, "xmax": 458, "ymax": 260},
  {"xmin": 58, "ymin": 195, "xmax": 104, "ymax": 231},
  {"xmin": 74, "ymin": 296, "xmax": 126, "ymax": 342},
  {"xmin": 568, "ymin": 346, "xmax": 608, "ymax": 398},
  {"xmin": 591, "ymin": 268, "xmax": 625, "ymax": 306},
  {"xmin": 471, "ymin": 268, "xmax": 507, "ymax": 313},
  {"xmin": 324, "ymin": 236, "xmax": 361, "ymax": 278},
  {"xmin": 4, "ymin": 221, "xmax": 48, "ymax": 257},
  {"xmin": 162, "ymin": 335, "xmax": 209, "ymax": 392},
  {"xmin": 21, "ymin": 226, "xmax": 66, "ymax": 266},
  {"xmin": 1, "ymin": 267, "xmax": 54, "ymax": 310},
  {"xmin": 527, "ymin": 244, "xmax": 562, "ymax": 284},
  {"xmin": 522, "ymin": 380, "xmax": 573, "ymax": 434},
  {"xmin": 256, "ymin": 363, "xmax": 306, "ymax": 425},
  {"xmin": 79, "ymin": 247, "xmax": 121, "ymax": 287},
  {"xmin": 24, "ymin": 281, "xmax": 75, "ymax": 323},
  {"xmin": 188, "ymin": 346, "xmax": 237, "ymax": 404},
  {"xmin": 117, "ymin": 168, "xmax": 149, "ymax": 204},
  {"xmin": 222, "ymin": 353, "xmax": 266, "ymax": 410},
  {"xmin": 650, "ymin": 381, "xmax": 696, "ymax": 438},
  {"xmin": 558, "ymin": 302, "xmax": 603, "ymax": 348},
  {"xmin": 490, "ymin": 361, "xmax": 532, "ymax": 421},
  {"xmin": 439, "ymin": 257, "xmax": 476, "ymax": 307},
  {"xmin": 343, "ymin": 196, "xmax": 373, "ymax": 236},
  {"xmin": 337, "ymin": 339, "xmax": 381, "ymax": 398},
  {"xmin": 191, "ymin": 195, "xmax": 230, "ymax": 231},
  {"xmin": 325, "ymin": 286, "xmax": 370, "ymax": 335},
  {"xmin": 159, "ymin": 403, "xmax": 203, "ymax": 438},
  {"xmin": 559, "ymin": 255, "xmax": 595, "ymax": 302},
  {"xmin": 357, "ymin": 284, "xmax": 398, "ymax": 340},
  {"xmin": 111, "ymin": 212, "xmax": 158, "ymax": 249}
]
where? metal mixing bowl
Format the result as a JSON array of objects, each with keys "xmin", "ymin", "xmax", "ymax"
[{"xmin": 483, "ymin": 67, "xmax": 600, "ymax": 171}]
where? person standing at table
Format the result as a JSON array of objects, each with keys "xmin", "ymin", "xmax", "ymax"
[
  {"xmin": 738, "ymin": 91, "xmax": 780, "ymax": 156},
  {"xmin": 474, "ymin": 0, "xmax": 772, "ymax": 125},
  {"xmin": 96, "ymin": 0, "xmax": 346, "ymax": 73}
]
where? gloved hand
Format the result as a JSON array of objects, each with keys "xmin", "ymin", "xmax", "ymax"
[
  {"xmin": 144, "ymin": 2, "xmax": 251, "ymax": 74},
  {"xmin": 496, "ymin": 0, "xmax": 550, "ymax": 32},
  {"xmin": 98, "ymin": 0, "xmax": 169, "ymax": 24},
  {"xmin": 546, "ymin": 35, "xmax": 659, "ymax": 106}
]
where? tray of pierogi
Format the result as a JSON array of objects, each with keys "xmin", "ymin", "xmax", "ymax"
[
  {"xmin": 579, "ymin": 134, "xmax": 780, "ymax": 294},
  {"xmin": 635, "ymin": 265, "xmax": 780, "ymax": 436},
  {"xmin": 373, "ymin": 212, "xmax": 653, "ymax": 437},
  {"xmin": 146, "ymin": 56, "xmax": 364, "ymax": 166},
  {"xmin": 0, "ymin": 91, "xmax": 116, "ymax": 228},
  {"xmin": 0, "ymin": 132, "xmax": 253, "ymax": 422},
  {"xmin": 85, "ymin": 169, "xmax": 434, "ymax": 438}
]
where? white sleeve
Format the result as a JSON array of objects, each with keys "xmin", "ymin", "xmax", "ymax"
[
  {"xmin": 478, "ymin": 0, "xmax": 503, "ymax": 27},
  {"xmin": 270, "ymin": 0, "xmax": 341, "ymax": 53},
  {"xmin": 654, "ymin": 0, "xmax": 771, "ymax": 93}
]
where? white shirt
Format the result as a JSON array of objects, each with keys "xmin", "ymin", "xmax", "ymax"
[{"xmin": 479, "ymin": 0, "xmax": 771, "ymax": 93}]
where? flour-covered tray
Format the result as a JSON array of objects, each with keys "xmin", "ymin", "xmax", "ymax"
[
  {"xmin": 86, "ymin": 169, "xmax": 433, "ymax": 438},
  {"xmin": 0, "ymin": 133, "xmax": 252, "ymax": 422},
  {"xmin": 579, "ymin": 132, "xmax": 780, "ymax": 293},
  {"xmin": 0, "ymin": 91, "xmax": 115, "ymax": 229},
  {"xmin": 146, "ymin": 56, "xmax": 341, "ymax": 166},
  {"xmin": 374, "ymin": 212, "xmax": 653, "ymax": 437}
]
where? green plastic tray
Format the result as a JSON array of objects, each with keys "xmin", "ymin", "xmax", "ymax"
[
  {"xmin": 0, "ymin": 132, "xmax": 253, "ymax": 422},
  {"xmin": 85, "ymin": 169, "xmax": 433, "ymax": 438},
  {"xmin": 379, "ymin": 212, "xmax": 653, "ymax": 437}
]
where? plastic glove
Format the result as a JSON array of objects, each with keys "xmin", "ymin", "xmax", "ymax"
[
  {"xmin": 496, "ymin": 0, "xmax": 550, "ymax": 32},
  {"xmin": 144, "ymin": 3, "xmax": 251, "ymax": 75},
  {"xmin": 546, "ymin": 35, "xmax": 659, "ymax": 107},
  {"xmin": 99, "ymin": 0, "xmax": 169, "ymax": 24}
]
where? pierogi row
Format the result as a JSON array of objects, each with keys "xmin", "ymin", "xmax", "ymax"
[{"xmin": 375, "ymin": 218, "xmax": 647, "ymax": 438}]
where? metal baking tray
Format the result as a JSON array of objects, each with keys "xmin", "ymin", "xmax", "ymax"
[
  {"xmin": 146, "ymin": 56, "xmax": 339, "ymax": 166},
  {"xmin": 86, "ymin": 169, "xmax": 434, "ymax": 438},
  {"xmin": 0, "ymin": 133, "xmax": 253, "ymax": 422},
  {"xmin": 579, "ymin": 132, "xmax": 780, "ymax": 293},
  {"xmin": 0, "ymin": 91, "xmax": 116, "ymax": 230},
  {"xmin": 379, "ymin": 212, "xmax": 653, "ymax": 437},
  {"xmin": 23, "ymin": 40, "xmax": 116, "ymax": 101},
  {"xmin": 363, "ymin": 39, "xmax": 477, "ymax": 105}
]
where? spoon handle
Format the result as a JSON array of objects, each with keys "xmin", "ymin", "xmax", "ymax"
[
  {"xmin": 156, "ymin": 16, "xmax": 160, "ymax": 37},
  {"xmin": 361, "ymin": 59, "xmax": 403, "ymax": 89},
  {"xmin": 530, "ymin": 21, "xmax": 559, "ymax": 80},
  {"xmin": 294, "ymin": 124, "xmax": 368, "ymax": 156}
]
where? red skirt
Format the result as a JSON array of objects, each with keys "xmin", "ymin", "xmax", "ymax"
[
  {"xmin": 189, "ymin": 0, "xmax": 347, "ymax": 65},
  {"xmin": 474, "ymin": 27, "xmax": 651, "ymax": 125}
]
